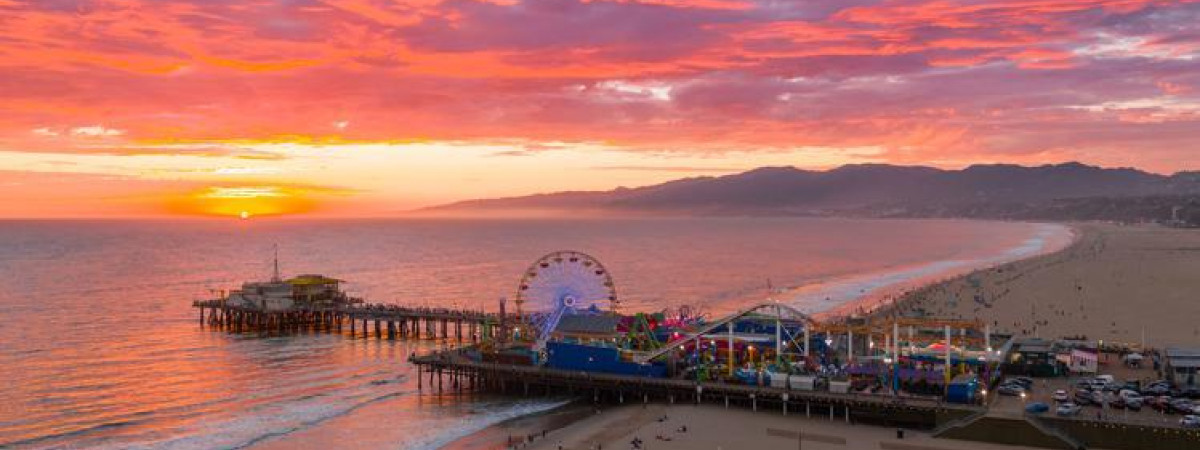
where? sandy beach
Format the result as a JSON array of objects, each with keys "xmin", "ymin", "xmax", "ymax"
[
  {"xmin": 495, "ymin": 403, "xmax": 1106, "ymax": 450},
  {"xmin": 885, "ymin": 223, "xmax": 1200, "ymax": 347}
]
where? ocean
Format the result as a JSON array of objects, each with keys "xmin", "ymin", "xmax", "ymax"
[{"xmin": 0, "ymin": 218, "xmax": 1069, "ymax": 449}]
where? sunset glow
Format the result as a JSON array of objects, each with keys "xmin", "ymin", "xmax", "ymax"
[
  {"xmin": 166, "ymin": 186, "xmax": 323, "ymax": 218},
  {"xmin": 1, "ymin": 0, "xmax": 1198, "ymax": 218}
]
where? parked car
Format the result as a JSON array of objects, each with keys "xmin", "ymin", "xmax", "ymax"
[
  {"xmin": 1074, "ymin": 389, "xmax": 1096, "ymax": 405},
  {"xmin": 1169, "ymin": 398, "xmax": 1196, "ymax": 414},
  {"xmin": 1012, "ymin": 377, "xmax": 1035, "ymax": 389},
  {"xmin": 1119, "ymin": 390, "xmax": 1144, "ymax": 409},
  {"xmin": 1097, "ymin": 391, "xmax": 1119, "ymax": 407},
  {"xmin": 1026, "ymin": 402, "xmax": 1050, "ymax": 414},
  {"xmin": 1052, "ymin": 389, "xmax": 1070, "ymax": 402},
  {"xmin": 1182, "ymin": 415, "xmax": 1200, "ymax": 429},
  {"xmin": 1110, "ymin": 397, "xmax": 1127, "ymax": 410},
  {"xmin": 1142, "ymin": 384, "xmax": 1171, "ymax": 396},
  {"xmin": 998, "ymin": 384, "xmax": 1025, "ymax": 396},
  {"xmin": 1149, "ymin": 396, "xmax": 1172, "ymax": 412},
  {"xmin": 1181, "ymin": 387, "xmax": 1200, "ymax": 399},
  {"xmin": 1056, "ymin": 403, "xmax": 1082, "ymax": 416}
]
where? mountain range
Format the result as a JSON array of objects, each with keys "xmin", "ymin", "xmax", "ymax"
[{"xmin": 424, "ymin": 162, "xmax": 1200, "ymax": 224}]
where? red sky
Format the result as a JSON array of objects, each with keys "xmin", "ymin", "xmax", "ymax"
[{"xmin": 2, "ymin": 0, "xmax": 1199, "ymax": 217}]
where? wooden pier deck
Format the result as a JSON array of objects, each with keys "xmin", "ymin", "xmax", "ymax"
[
  {"xmin": 409, "ymin": 350, "xmax": 981, "ymax": 430},
  {"xmin": 193, "ymin": 300, "xmax": 517, "ymax": 342}
]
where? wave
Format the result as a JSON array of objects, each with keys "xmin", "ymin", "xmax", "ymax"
[{"xmin": 399, "ymin": 399, "xmax": 573, "ymax": 450}]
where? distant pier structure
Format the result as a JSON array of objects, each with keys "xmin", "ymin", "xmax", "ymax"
[
  {"xmin": 193, "ymin": 270, "xmax": 515, "ymax": 342},
  {"xmin": 194, "ymin": 299, "xmax": 511, "ymax": 342}
]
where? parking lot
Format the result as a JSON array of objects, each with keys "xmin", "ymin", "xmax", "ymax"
[{"xmin": 989, "ymin": 352, "xmax": 1196, "ymax": 428}]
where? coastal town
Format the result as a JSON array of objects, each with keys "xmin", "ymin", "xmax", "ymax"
[{"xmin": 196, "ymin": 224, "xmax": 1200, "ymax": 450}]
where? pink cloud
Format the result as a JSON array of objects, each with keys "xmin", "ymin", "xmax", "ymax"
[{"xmin": 0, "ymin": 0, "xmax": 1197, "ymax": 173}]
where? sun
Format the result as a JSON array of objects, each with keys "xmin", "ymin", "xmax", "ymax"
[{"xmin": 164, "ymin": 185, "xmax": 321, "ymax": 218}]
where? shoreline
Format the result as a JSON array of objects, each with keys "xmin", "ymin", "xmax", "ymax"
[
  {"xmin": 790, "ymin": 221, "xmax": 1077, "ymax": 320},
  {"xmin": 867, "ymin": 224, "xmax": 1088, "ymax": 324},
  {"xmin": 875, "ymin": 222, "xmax": 1200, "ymax": 346},
  {"xmin": 440, "ymin": 401, "xmax": 597, "ymax": 450}
]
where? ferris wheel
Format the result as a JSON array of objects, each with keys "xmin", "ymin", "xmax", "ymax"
[{"xmin": 515, "ymin": 250, "xmax": 618, "ymax": 349}]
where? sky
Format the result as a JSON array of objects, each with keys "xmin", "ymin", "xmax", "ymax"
[{"xmin": 1, "ymin": 0, "xmax": 1199, "ymax": 218}]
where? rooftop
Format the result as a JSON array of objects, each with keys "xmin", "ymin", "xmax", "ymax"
[
  {"xmin": 1171, "ymin": 359, "xmax": 1200, "ymax": 369},
  {"xmin": 554, "ymin": 314, "xmax": 620, "ymax": 335},
  {"xmin": 1012, "ymin": 338, "xmax": 1054, "ymax": 353},
  {"xmin": 1165, "ymin": 347, "xmax": 1200, "ymax": 359},
  {"xmin": 286, "ymin": 274, "xmax": 343, "ymax": 286}
]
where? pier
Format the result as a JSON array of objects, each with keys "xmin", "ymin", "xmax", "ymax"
[
  {"xmin": 193, "ymin": 300, "xmax": 517, "ymax": 342},
  {"xmin": 409, "ymin": 350, "xmax": 979, "ymax": 430}
]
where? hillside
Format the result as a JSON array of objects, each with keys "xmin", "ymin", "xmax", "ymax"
[{"xmin": 424, "ymin": 163, "xmax": 1200, "ymax": 224}]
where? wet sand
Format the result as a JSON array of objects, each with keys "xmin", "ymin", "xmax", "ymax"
[
  {"xmin": 881, "ymin": 223, "xmax": 1200, "ymax": 347},
  {"xmin": 441, "ymin": 402, "xmax": 596, "ymax": 450}
]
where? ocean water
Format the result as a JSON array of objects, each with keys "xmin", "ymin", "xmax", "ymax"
[{"xmin": 0, "ymin": 218, "xmax": 1068, "ymax": 449}]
